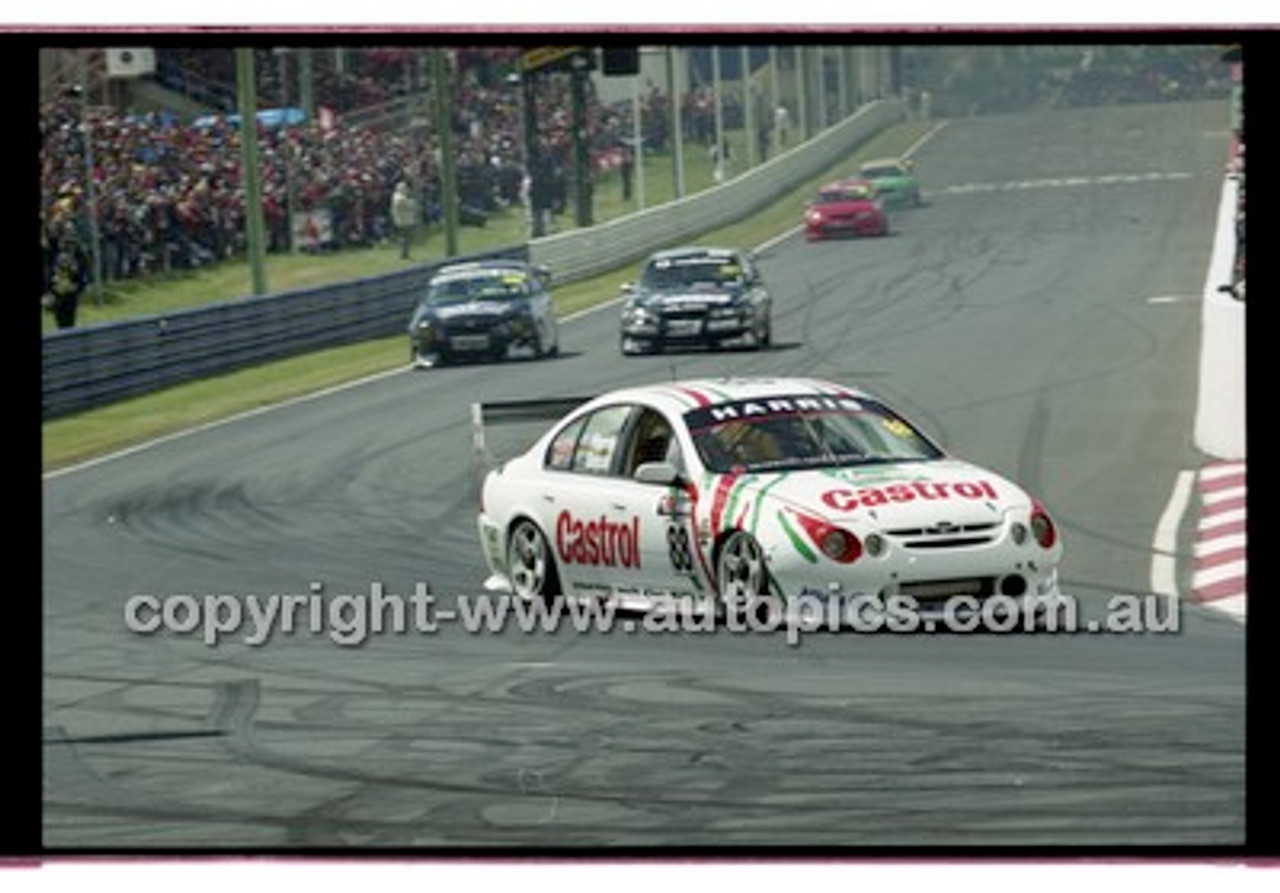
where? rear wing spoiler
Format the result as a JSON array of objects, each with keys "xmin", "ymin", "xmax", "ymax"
[{"xmin": 470, "ymin": 397, "xmax": 593, "ymax": 498}]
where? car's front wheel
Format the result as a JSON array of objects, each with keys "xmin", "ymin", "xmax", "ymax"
[
  {"xmin": 716, "ymin": 530, "xmax": 781, "ymax": 628},
  {"xmin": 506, "ymin": 518, "xmax": 560, "ymax": 603},
  {"xmin": 621, "ymin": 334, "xmax": 661, "ymax": 356},
  {"xmin": 534, "ymin": 318, "xmax": 559, "ymax": 358},
  {"xmin": 412, "ymin": 344, "xmax": 448, "ymax": 368}
]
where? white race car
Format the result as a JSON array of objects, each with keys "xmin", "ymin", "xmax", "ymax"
[{"xmin": 474, "ymin": 377, "xmax": 1063, "ymax": 626}]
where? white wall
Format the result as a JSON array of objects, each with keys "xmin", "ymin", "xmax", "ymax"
[{"xmin": 1193, "ymin": 174, "xmax": 1246, "ymax": 460}]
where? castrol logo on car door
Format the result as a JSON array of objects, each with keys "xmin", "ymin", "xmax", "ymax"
[{"xmin": 556, "ymin": 510, "xmax": 642, "ymax": 568}]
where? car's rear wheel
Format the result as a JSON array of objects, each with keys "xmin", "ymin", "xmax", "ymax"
[
  {"xmin": 506, "ymin": 519, "xmax": 560, "ymax": 603},
  {"xmin": 716, "ymin": 530, "xmax": 781, "ymax": 628}
]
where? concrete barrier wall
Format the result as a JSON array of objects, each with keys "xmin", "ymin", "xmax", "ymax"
[
  {"xmin": 1193, "ymin": 173, "xmax": 1246, "ymax": 460},
  {"xmin": 528, "ymin": 100, "xmax": 905, "ymax": 282}
]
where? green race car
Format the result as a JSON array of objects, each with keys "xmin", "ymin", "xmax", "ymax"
[{"xmin": 858, "ymin": 157, "xmax": 923, "ymax": 208}]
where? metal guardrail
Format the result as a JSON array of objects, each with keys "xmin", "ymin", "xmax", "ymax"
[
  {"xmin": 41, "ymin": 246, "xmax": 527, "ymax": 419},
  {"xmin": 42, "ymin": 100, "xmax": 904, "ymax": 420}
]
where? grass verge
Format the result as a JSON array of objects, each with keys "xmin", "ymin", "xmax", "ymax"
[{"xmin": 43, "ymin": 118, "xmax": 936, "ymax": 473}]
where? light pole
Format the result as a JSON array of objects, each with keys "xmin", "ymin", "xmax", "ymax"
[
  {"xmin": 769, "ymin": 46, "xmax": 780, "ymax": 157},
  {"xmin": 275, "ymin": 47, "xmax": 296, "ymax": 253},
  {"xmin": 431, "ymin": 48, "xmax": 458, "ymax": 256},
  {"xmin": 712, "ymin": 46, "xmax": 724, "ymax": 182},
  {"xmin": 69, "ymin": 73, "xmax": 103, "ymax": 307},
  {"xmin": 666, "ymin": 46, "xmax": 685, "ymax": 200},
  {"xmin": 741, "ymin": 45, "xmax": 755, "ymax": 169},
  {"xmin": 235, "ymin": 48, "xmax": 268, "ymax": 296},
  {"xmin": 630, "ymin": 68, "xmax": 646, "ymax": 210}
]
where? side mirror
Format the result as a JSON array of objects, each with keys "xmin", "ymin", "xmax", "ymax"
[
  {"xmin": 634, "ymin": 461, "xmax": 681, "ymax": 486},
  {"xmin": 621, "ymin": 281, "xmax": 636, "ymax": 295}
]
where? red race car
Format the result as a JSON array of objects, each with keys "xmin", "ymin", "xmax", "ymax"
[{"xmin": 804, "ymin": 178, "xmax": 890, "ymax": 241}]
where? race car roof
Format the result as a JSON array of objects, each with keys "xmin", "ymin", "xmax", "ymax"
[
  {"xmin": 579, "ymin": 376, "xmax": 878, "ymax": 417},
  {"xmin": 818, "ymin": 178, "xmax": 877, "ymax": 197},
  {"xmin": 645, "ymin": 246, "xmax": 740, "ymax": 264},
  {"xmin": 432, "ymin": 259, "xmax": 534, "ymax": 281},
  {"xmin": 859, "ymin": 157, "xmax": 910, "ymax": 172}
]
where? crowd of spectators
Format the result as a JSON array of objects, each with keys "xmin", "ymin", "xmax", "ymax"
[
  {"xmin": 41, "ymin": 46, "xmax": 778, "ymax": 291},
  {"xmin": 41, "ymin": 95, "xmax": 429, "ymax": 279},
  {"xmin": 40, "ymin": 50, "xmax": 579, "ymax": 284}
]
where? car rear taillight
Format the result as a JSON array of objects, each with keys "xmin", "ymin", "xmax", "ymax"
[
  {"xmin": 793, "ymin": 512, "xmax": 862, "ymax": 563},
  {"xmin": 1030, "ymin": 501, "xmax": 1057, "ymax": 549}
]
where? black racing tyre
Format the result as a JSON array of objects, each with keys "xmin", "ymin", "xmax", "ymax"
[{"xmin": 414, "ymin": 345, "xmax": 448, "ymax": 367}]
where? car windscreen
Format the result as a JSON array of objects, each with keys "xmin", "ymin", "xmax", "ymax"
[
  {"xmin": 640, "ymin": 257, "xmax": 744, "ymax": 291},
  {"xmin": 816, "ymin": 189, "xmax": 869, "ymax": 204},
  {"xmin": 860, "ymin": 166, "xmax": 903, "ymax": 180},
  {"xmin": 684, "ymin": 395, "xmax": 944, "ymax": 474},
  {"xmin": 427, "ymin": 272, "xmax": 529, "ymax": 305}
]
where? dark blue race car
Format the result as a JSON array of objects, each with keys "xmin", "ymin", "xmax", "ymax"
[
  {"xmin": 409, "ymin": 260, "xmax": 560, "ymax": 367},
  {"xmin": 618, "ymin": 246, "xmax": 773, "ymax": 356}
]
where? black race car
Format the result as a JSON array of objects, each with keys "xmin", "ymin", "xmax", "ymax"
[
  {"xmin": 618, "ymin": 246, "xmax": 773, "ymax": 355},
  {"xmin": 409, "ymin": 260, "xmax": 560, "ymax": 367}
]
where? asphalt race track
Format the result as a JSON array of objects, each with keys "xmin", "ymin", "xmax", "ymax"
[{"xmin": 43, "ymin": 100, "xmax": 1244, "ymax": 849}]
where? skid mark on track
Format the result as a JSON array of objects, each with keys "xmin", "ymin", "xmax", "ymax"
[{"xmin": 45, "ymin": 667, "xmax": 1243, "ymax": 846}]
